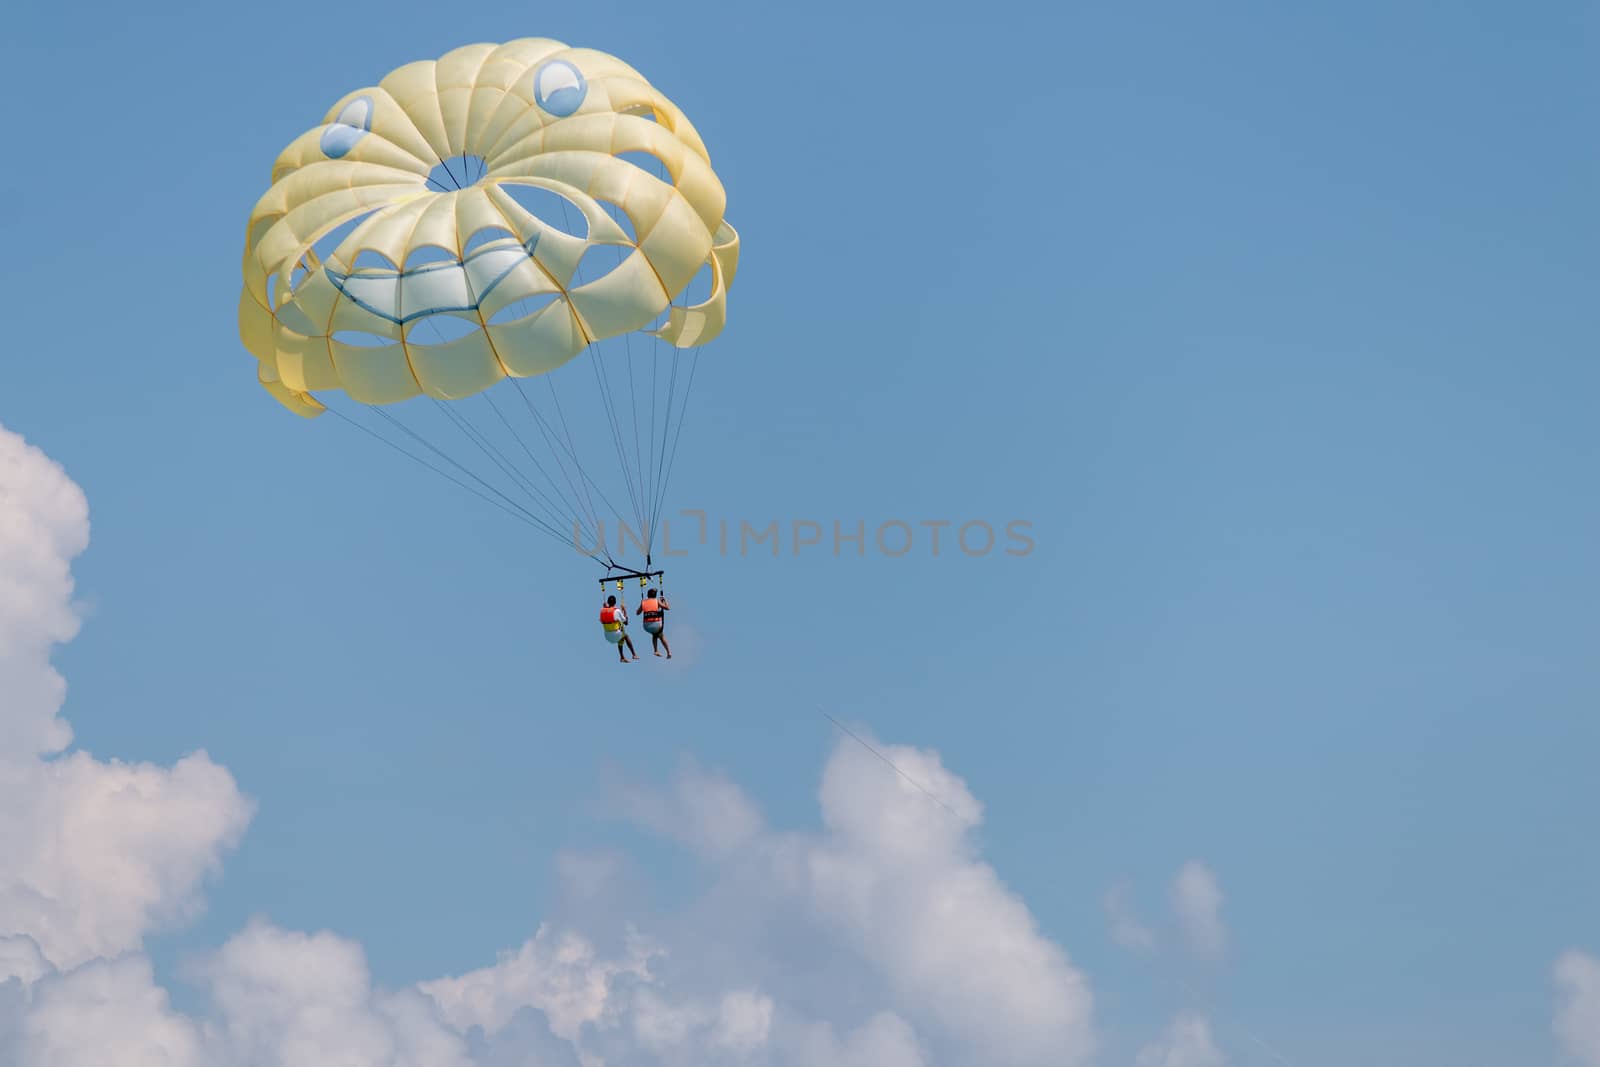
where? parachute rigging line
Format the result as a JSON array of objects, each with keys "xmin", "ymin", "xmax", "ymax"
[
  {"xmin": 365, "ymin": 404, "xmax": 575, "ymax": 549},
  {"xmin": 482, "ymin": 390, "xmax": 603, "ymax": 551},
  {"xmin": 588, "ymin": 342, "xmax": 646, "ymax": 541},
  {"xmin": 413, "ymin": 316, "xmax": 601, "ymax": 551},
  {"xmin": 509, "ymin": 375, "xmax": 628, "ymax": 539},
  {"xmin": 321, "ymin": 401, "xmax": 601, "ymax": 562},
  {"xmin": 431, "ymin": 398, "xmax": 568, "ymax": 534},
  {"xmin": 649, "ymin": 345, "xmax": 703, "ymax": 546}
]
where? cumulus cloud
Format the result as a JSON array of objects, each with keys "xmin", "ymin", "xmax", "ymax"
[
  {"xmin": 422, "ymin": 924, "xmax": 657, "ymax": 1042},
  {"xmin": 1136, "ymin": 1012, "xmax": 1226, "ymax": 1067},
  {"xmin": 794, "ymin": 736, "xmax": 1094, "ymax": 1066},
  {"xmin": 423, "ymin": 738, "xmax": 1095, "ymax": 1065},
  {"xmin": 198, "ymin": 920, "xmax": 472, "ymax": 1067},
  {"xmin": 0, "ymin": 936, "xmax": 49, "ymax": 987},
  {"xmin": 1172, "ymin": 862, "xmax": 1226, "ymax": 962},
  {"xmin": 711, "ymin": 990, "xmax": 773, "ymax": 1053},
  {"xmin": 19, "ymin": 955, "xmax": 202, "ymax": 1067},
  {"xmin": 785, "ymin": 1011, "xmax": 926, "ymax": 1067},
  {"xmin": 0, "ymin": 423, "xmax": 1095, "ymax": 1067},
  {"xmin": 3, "ymin": 733, "xmax": 1094, "ymax": 1067},
  {"xmin": 611, "ymin": 759, "xmax": 764, "ymax": 858},
  {"xmin": 0, "ymin": 424, "xmax": 252, "ymax": 972},
  {"xmin": 1556, "ymin": 950, "xmax": 1600, "ymax": 1066},
  {"xmin": 0, "ymin": 425, "xmax": 87, "ymax": 763}
]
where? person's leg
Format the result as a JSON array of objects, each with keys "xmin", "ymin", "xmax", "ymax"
[{"xmin": 661, "ymin": 632, "xmax": 671, "ymax": 659}]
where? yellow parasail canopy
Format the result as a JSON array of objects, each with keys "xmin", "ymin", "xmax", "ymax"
[{"xmin": 238, "ymin": 38, "xmax": 739, "ymax": 419}]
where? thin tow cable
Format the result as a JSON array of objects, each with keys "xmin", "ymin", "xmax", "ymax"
[{"xmin": 822, "ymin": 712, "xmax": 963, "ymax": 820}]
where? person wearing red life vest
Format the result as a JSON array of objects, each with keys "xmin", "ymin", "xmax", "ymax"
[
  {"xmin": 599, "ymin": 595, "xmax": 639, "ymax": 663},
  {"xmin": 636, "ymin": 588, "xmax": 671, "ymax": 659}
]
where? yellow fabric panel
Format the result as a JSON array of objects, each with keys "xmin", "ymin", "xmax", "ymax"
[
  {"xmin": 337, "ymin": 197, "xmax": 434, "ymax": 267},
  {"xmin": 487, "ymin": 302, "xmax": 587, "ymax": 377},
  {"xmin": 404, "ymin": 328, "xmax": 504, "ymax": 398},
  {"xmin": 272, "ymin": 125, "xmax": 431, "ymax": 185},
  {"xmin": 484, "ymin": 182, "xmax": 589, "ymax": 286},
  {"xmin": 238, "ymin": 37, "xmax": 737, "ymax": 418},
  {"xmin": 331, "ymin": 88, "xmax": 440, "ymax": 172},
  {"xmin": 571, "ymin": 251, "xmax": 671, "ymax": 338},
  {"xmin": 713, "ymin": 220, "xmax": 741, "ymax": 287},
  {"xmin": 452, "ymin": 187, "xmax": 513, "ymax": 247},
  {"xmin": 653, "ymin": 221, "xmax": 739, "ymax": 347},
  {"xmin": 250, "ymin": 182, "xmax": 428, "ymax": 297},
  {"xmin": 279, "ymin": 271, "xmax": 343, "ymax": 338},
  {"xmin": 487, "ymin": 172, "xmax": 630, "ymax": 247},
  {"xmin": 639, "ymin": 194, "xmax": 716, "ymax": 300},
  {"xmin": 273, "ymin": 326, "xmax": 339, "ymax": 394},
  {"xmin": 380, "ymin": 61, "xmax": 453, "ymax": 164},
  {"xmin": 258, "ymin": 363, "xmax": 326, "ymax": 417},
  {"xmin": 239, "ymin": 290, "xmax": 275, "ymax": 362},
  {"xmin": 405, "ymin": 195, "xmax": 467, "ymax": 258},
  {"xmin": 329, "ymin": 339, "xmax": 424, "ymax": 405}
]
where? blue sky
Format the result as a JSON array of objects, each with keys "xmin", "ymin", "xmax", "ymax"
[{"xmin": 1, "ymin": 1, "xmax": 1598, "ymax": 1064}]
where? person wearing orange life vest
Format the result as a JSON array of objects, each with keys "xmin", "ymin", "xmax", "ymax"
[
  {"xmin": 599, "ymin": 595, "xmax": 639, "ymax": 663},
  {"xmin": 636, "ymin": 588, "xmax": 671, "ymax": 658}
]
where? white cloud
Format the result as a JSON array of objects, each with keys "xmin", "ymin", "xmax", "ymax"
[
  {"xmin": 711, "ymin": 990, "xmax": 773, "ymax": 1053},
  {"xmin": 784, "ymin": 1011, "xmax": 926, "ymax": 1067},
  {"xmin": 793, "ymin": 735, "xmax": 1095, "ymax": 1066},
  {"xmin": 422, "ymin": 924, "xmax": 656, "ymax": 1043},
  {"xmin": 0, "ymin": 423, "xmax": 1095, "ymax": 1067},
  {"xmin": 0, "ymin": 936, "xmax": 49, "ymax": 986},
  {"xmin": 1136, "ymin": 1012, "xmax": 1226, "ymax": 1067},
  {"xmin": 611, "ymin": 759, "xmax": 764, "ymax": 858},
  {"xmin": 19, "ymin": 955, "xmax": 202, "ymax": 1067},
  {"xmin": 198, "ymin": 919, "xmax": 472, "ymax": 1067},
  {"xmin": 0, "ymin": 729, "xmax": 1091, "ymax": 1067},
  {"xmin": 412, "ymin": 737, "xmax": 1096, "ymax": 1066},
  {"xmin": 1556, "ymin": 950, "xmax": 1600, "ymax": 1066},
  {"xmin": 1105, "ymin": 881, "xmax": 1158, "ymax": 953},
  {"xmin": 0, "ymin": 424, "xmax": 252, "ymax": 972},
  {"xmin": 0, "ymin": 425, "xmax": 87, "ymax": 764},
  {"xmin": 1172, "ymin": 862, "xmax": 1226, "ymax": 962}
]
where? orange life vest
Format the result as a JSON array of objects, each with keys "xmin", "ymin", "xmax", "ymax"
[
  {"xmin": 639, "ymin": 597, "xmax": 664, "ymax": 624},
  {"xmin": 600, "ymin": 605, "xmax": 623, "ymax": 632}
]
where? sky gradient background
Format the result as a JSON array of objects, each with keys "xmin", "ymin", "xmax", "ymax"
[{"xmin": 1, "ymin": 2, "xmax": 1598, "ymax": 1065}]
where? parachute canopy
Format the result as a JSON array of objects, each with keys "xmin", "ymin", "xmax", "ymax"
[{"xmin": 238, "ymin": 38, "xmax": 739, "ymax": 419}]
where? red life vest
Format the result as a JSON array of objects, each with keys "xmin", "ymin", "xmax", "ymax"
[{"xmin": 600, "ymin": 606, "xmax": 623, "ymax": 631}]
